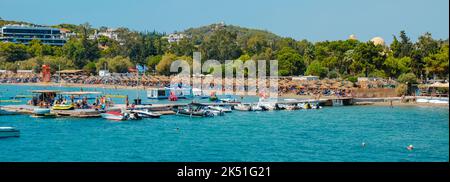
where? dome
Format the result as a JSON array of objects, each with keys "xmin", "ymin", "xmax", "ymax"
[
  {"xmin": 370, "ymin": 37, "xmax": 385, "ymax": 46},
  {"xmin": 349, "ymin": 34, "xmax": 357, "ymax": 40}
]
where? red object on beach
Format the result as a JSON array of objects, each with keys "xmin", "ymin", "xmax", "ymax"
[
  {"xmin": 169, "ymin": 91, "xmax": 178, "ymax": 101},
  {"xmin": 41, "ymin": 65, "xmax": 51, "ymax": 82}
]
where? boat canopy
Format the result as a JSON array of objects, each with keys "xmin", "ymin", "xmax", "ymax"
[
  {"xmin": 61, "ymin": 91, "xmax": 102, "ymax": 95},
  {"xmin": 30, "ymin": 90, "xmax": 62, "ymax": 93}
]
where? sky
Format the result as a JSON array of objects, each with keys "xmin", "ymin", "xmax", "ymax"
[{"xmin": 1, "ymin": 0, "xmax": 448, "ymax": 43}]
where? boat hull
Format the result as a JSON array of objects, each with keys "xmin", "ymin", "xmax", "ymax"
[
  {"xmin": 131, "ymin": 110, "xmax": 162, "ymax": 118},
  {"xmin": 101, "ymin": 113, "xmax": 125, "ymax": 121},
  {"xmin": 176, "ymin": 110, "xmax": 214, "ymax": 117},
  {"xmin": 52, "ymin": 104, "xmax": 74, "ymax": 110},
  {"xmin": 0, "ymin": 127, "xmax": 20, "ymax": 138},
  {"xmin": 0, "ymin": 108, "xmax": 17, "ymax": 115},
  {"xmin": 33, "ymin": 108, "xmax": 51, "ymax": 115}
]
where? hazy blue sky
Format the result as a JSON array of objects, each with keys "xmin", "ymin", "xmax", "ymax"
[{"xmin": 1, "ymin": 0, "xmax": 448, "ymax": 43}]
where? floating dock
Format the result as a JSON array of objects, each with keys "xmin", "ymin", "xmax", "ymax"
[
  {"xmin": 0, "ymin": 105, "xmax": 101, "ymax": 118},
  {"xmin": 0, "ymin": 97, "xmax": 360, "ymax": 118}
]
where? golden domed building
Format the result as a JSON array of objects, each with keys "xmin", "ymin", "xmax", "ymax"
[{"xmin": 370, "ymin": 37, "xmax": 385, "ymax": 46}]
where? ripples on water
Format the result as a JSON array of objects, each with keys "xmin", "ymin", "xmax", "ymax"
[{"xmin": 0, "ymin": 85, "xmax": 448, "ymax": 162}]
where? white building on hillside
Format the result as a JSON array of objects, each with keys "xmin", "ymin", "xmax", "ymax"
[
  {"xmin": 165, "ymin": 33, "xmax": 186, "ymax": 43},
  {"xmin": 89, "ymin": 28, "xmax": 120, "ymax": 42}
]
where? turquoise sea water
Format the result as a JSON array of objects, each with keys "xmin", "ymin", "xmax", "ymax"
[{"xmin": 0, "ymin": 84, "xmax": 448, "ymax": 162}]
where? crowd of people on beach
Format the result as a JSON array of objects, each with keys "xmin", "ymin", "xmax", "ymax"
[{"xmin": 1, "ymin": 72, "xmax": 398, "ymax": 97}]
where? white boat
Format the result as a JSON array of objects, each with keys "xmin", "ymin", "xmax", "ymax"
[
  {"xmin": 234, "ymin": 104, "xmax": 251, "ymax": 111},
  {"xmin": 207, "ymin": 106, "xmax": 232, "ymax": 113},
  {"xmin": 131, "ymin": 110, "xmax": 162, "ymax": 118},
  {"xmin": 276, "ymin": 104, "xmax": 299, "ymax": 110},
  {"xmin": 0, "ymin": 107, "xmax": 16, "ymax": 115},
  {"xmin": 101, "ymin": 110, "xmax": 126, "ymax": 121},
  {"xmin": 176, "ymin": 103, "xmax": 219, "ymax": 117},
  {"xmin": 33, "ymin": 108, "xmax": 51, "ymax": 115},
  {"xmin": 250, "ymin": 104, "xmax": 263, "ymax": 111},
  {"xmin": 0, "ymin": 127, "xmax": 20, "ymax": 138},
  {"xmin": 257, "ymin": 102, "xmax": 276, "ymax": 111}
]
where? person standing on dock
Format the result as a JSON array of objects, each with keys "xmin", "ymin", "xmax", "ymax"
[{"xmin": 125, "ymin": 95, "xmax": 129, "ymax": 108}]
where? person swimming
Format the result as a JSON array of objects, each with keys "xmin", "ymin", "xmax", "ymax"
[{"xmin": 407, "ymin": 145, "xmax": 414, "ymax": 151}]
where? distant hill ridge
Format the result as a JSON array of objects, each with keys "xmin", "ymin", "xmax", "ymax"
[{"xmin": 0, "ymin": 19, "xmax": 283, "ymax": 41}]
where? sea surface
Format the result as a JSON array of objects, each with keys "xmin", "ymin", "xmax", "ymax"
[{"xmin": 0, "ymin": 84, "xmax": 448, "ymax": 162}]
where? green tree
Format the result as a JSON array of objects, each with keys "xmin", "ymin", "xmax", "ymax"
[
  {"xmin": 352, "ymin": 42, "xmax": 385, "ymax": 77},
  {"xmin": 27, "ymin": 39, "xmax": 54, "ymax": 57},
  {"xmin": 156, "ymin": 53, "xmax": 178, "ymax": 75},
  {"xmin": 96, "ymin": 56, "xmax": 133, "ymax": 73},
  {"xmin": 398, "ymin": 30, "xmax": 413, "ymax": 58},
  {"xmin": 398, "ymin": 73, "xmax": 418, "ymax": 84},
  {"xmin": 146, "ymin": 55, "xmax": 162, "ymax": 73},
  {"xmin": 62, "ymin": 38, "xmax": 86, "ymax": 68},
  {"xmin": 0, "ymin": 42, "xmax": 30, "ymax": 62},
  {"xmin": 276, "ymin": 47, "xmax": 305, "ymax": 76},
  {"xmin": 17, "ymin": 56, "xmax": 75, "ymax": 73},
  {"xmin": 83, "ymin": 61, "xmax": 97, "ymax": 75},
  {"xmin": 170, "ymin": 38, "xmax": 196, "ymax": 57},
  {"xmin": 305, "ymin": 60, "xmax": 328, "ymax": 78},
  {"xmin": 383, "ymin": 56, "xmax": 411, "ymax": 78},
  {"xmin": 390, "ymin": 36, "xmax": 401, "ymax": 58},
  {"xmin": 200, "ymin": 29, "xmax": 242, "ymax": 61},
  {"xmin": 424, "ymin": 45, "xmax": 449, "ymax": 79}
]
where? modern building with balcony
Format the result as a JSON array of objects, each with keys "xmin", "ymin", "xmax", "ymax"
[{"xmin": 0, "ymin": 24, "xmax": 67, "ymax": 46}]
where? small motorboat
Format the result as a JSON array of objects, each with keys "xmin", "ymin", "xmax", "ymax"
[
  {"xmin": 258, "ymin": 103, "xmax": 275, "ymax": 111},
  {"xmin": 276, "ymin": 104, "xmax": 298, "ymax": 110},
  {"xmin": 131, "ymin": 110, "xmax": 162, "ymax": 118},
  {"xmin": 101, "ymin": 110, "xmax": 142, "ymax": 121},
  {"xmin": 101, "ymin": 110, "xmax": 126, "ymax": 121},
  {"xmin": 250, "ymin": 104, "xmax": 263, "ymax": 111},
  {"xmin": 207, "ymin": 106, "xmax": 232, "ymax": 113},
  {"xmin": 33, "ymin": 108, "xmax": 51, "ymax": 115},
  {"xmin": 233, "ymin": 104, "xmax": 251, "ymax": 111},
  {"xmin": 0, "ymin": 127, "xmax": 20, "ymax": 138},
  {"xmin": 220, "ymin": 98, "xmax": 241, "ymax": 104},
  {"xmin": 52, "ymin": 104, "xmax": 74, "ymax": 110},
  {"xmin": 176, "ymin": 103, "xmax": 217, "ymax": 117}
]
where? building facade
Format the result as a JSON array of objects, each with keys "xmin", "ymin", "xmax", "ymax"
[{"xmin": 0, "ymin": 25, "xmax": 67, "ymax": 46}]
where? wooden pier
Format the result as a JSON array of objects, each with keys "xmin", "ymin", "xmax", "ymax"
[
  {"xmin": 0, "ymin": 97, "xmax": 359, "ymax": 118},
  {"xmin": 0, "ymin": 105, "xmax": 101, "ymax": 118}
]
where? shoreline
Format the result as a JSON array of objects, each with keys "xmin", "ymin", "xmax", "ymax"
[{"xmin": 1, "ymin": 82, "xmax": 448, "ymax": 108}]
